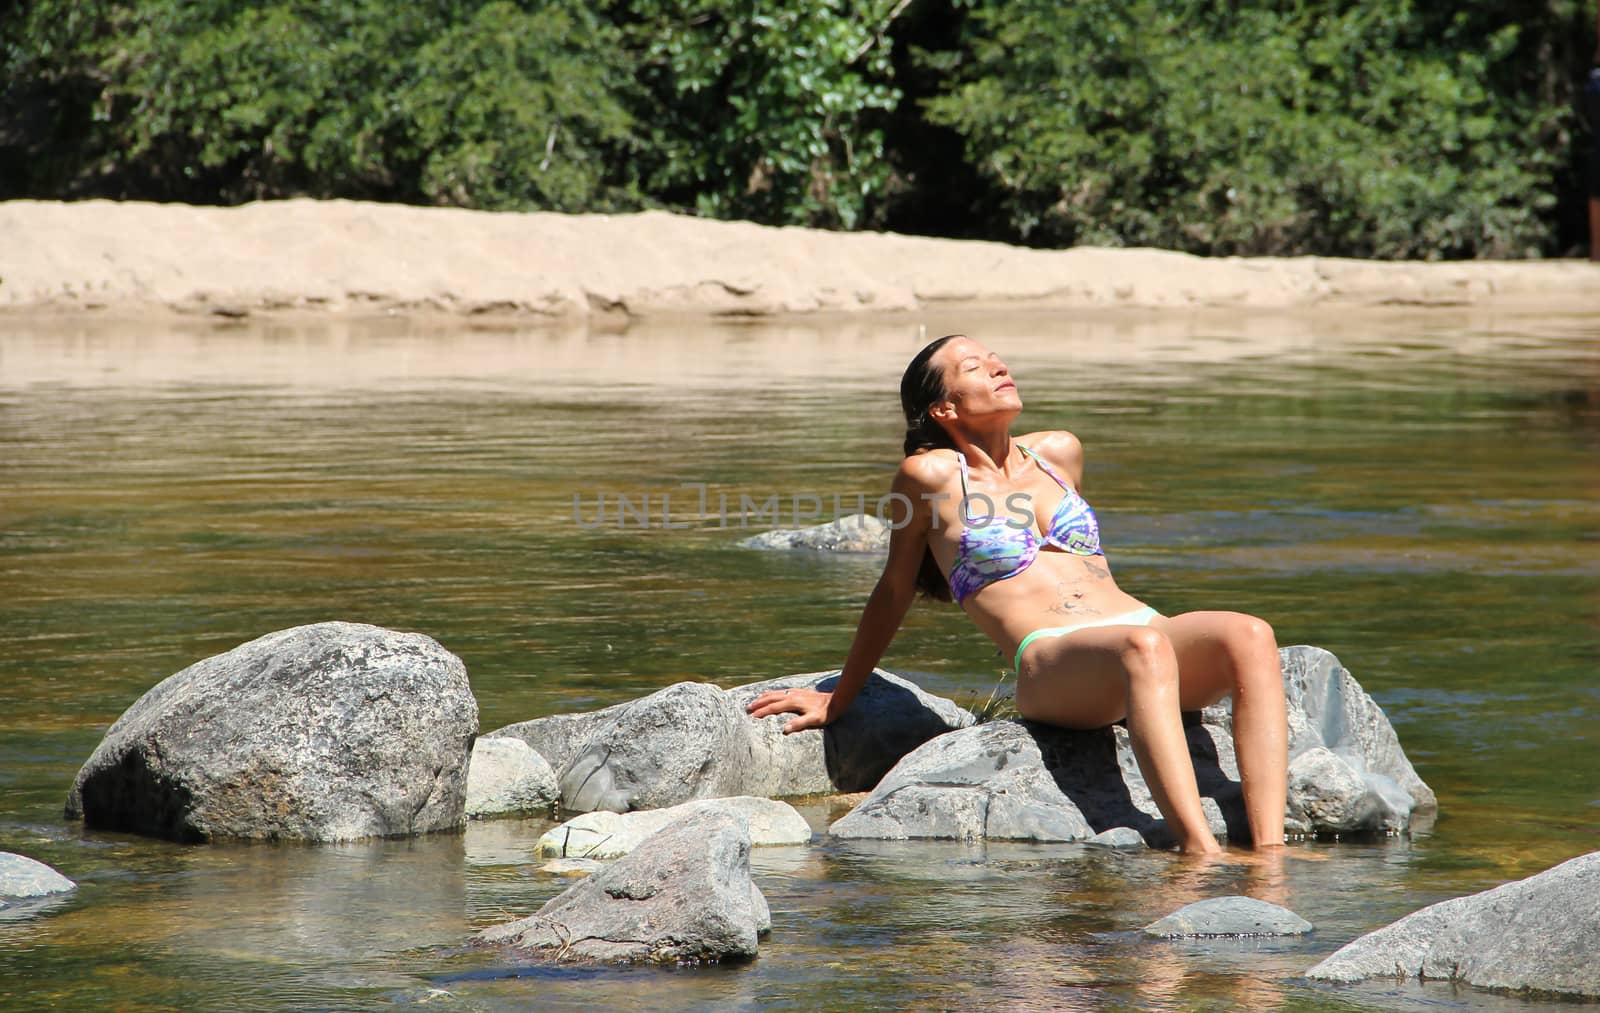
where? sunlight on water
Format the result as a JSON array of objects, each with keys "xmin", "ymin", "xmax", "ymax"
[{"xmin": 1, "ymin": 308, "xmax": 1596, "ymax": 1009}]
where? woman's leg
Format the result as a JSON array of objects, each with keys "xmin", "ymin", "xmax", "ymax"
[
  {"xmin": 1150, "ymin": 611, "xmax": 1288, "ymax": 849},
  {"xmin": 1016, "ymin": 624, "xmax": 1222, "ymax": 854}
]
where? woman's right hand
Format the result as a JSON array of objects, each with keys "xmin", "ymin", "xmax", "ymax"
[{"xmin": 745, "ymin": 687, "xmax": 835, "ymax": 734}]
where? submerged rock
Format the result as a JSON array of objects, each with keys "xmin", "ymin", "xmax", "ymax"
[
  {"xmin": 831, "ymin": 646, "xmax": 1433, "ymax": 843},
  {"xmin": 1306, "ymin": 850, "xmax": 1600, "ymax": 998},
  {"xmin": 66, "ymin": 622, "xmax": 479, "ymax": 842},
  {"xmin": 737, "ymin": 514, "xmax": 890, "ymax": 552},
  {"xmin": 465, "ymin": 737, "xmax": 557, "ymax": 820},
  {"xmin": 0, "ymin": 853, "xmax": 76, "ymax": 908},
  {"xmin": 487, "ymin": 669, "xmax": 973, "ymax": 814},
  {"xmin": 536, "ymin": 796, "xmax": 811, "ymax": 860},
  {"xmin": 1143, "ymin": 896, "xmax": 1312, "ymax": 937},
  {"xmin": 478, "ymin": 808, "xmax": 768, "ymax": 964}
]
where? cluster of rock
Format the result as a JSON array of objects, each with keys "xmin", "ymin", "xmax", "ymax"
[
  {"xmin": 828, "ymin": 646, "xmax": 1435, "ymax": 844},
  {"xmin": 50, "ymin": 620, "xmax": 1597, "ymax": 996}
]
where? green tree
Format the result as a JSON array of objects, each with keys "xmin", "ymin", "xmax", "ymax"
[
  {"xmin": 921, "ymin": 0, "xmax": 1583, "ymax": 257},
  {"xmin": 2, "ymin": 0, "xmax": 638, "ymax": 210},
  {"xmin": 615, "ymin": 0, "xmax": 904, "ymax": 228}
]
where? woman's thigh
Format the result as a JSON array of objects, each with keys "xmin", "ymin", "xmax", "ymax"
[
  {"xmin": 1014, "ymin": 623, "xmax": 1169, "ymax": 728},
  {"xmin": 1149, "ymin": 610, "xmax": 1277, "ymax": 711}
]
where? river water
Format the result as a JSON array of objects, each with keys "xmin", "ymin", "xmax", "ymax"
[{"xmin": 0, "ymin": 309, "xmax": 1595, "ymax": 1010}]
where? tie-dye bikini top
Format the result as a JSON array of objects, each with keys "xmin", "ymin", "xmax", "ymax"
[{"xmin": 947, "ymin": 443, "xmax": 1103, "ymax": 605}]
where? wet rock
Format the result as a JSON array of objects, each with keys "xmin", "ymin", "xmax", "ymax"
[
  {"xmin": 536, "ymin": 796, "xmax": 811, "ymax": 860},
  {"xmin": 737, "ymin": 513, "xmax": 890, "ymax": 552},
  {"xmin": 1087, "ymin": 827, "xmax": 1147, "ymax": 849},
  {"xmin": 828, "ymin": 720, "xmax": 1100, "ymax": 842},
  {"xmin": 465, "ymin": 737, "xmax": 557, "ymax": 820},
  {"xmin": 831, "ymin": 646, "xmax": 1432, "ymax": 843},
  {"xmin": 478, "ymin": 808, "xmax": 768, "ymax": 964},
  {"xmin": 1270, "ymin": 645, "xmax": 1436, "ymax": 833},
  {"xmin": 0, "ymin": 853, "xmax": 76, "ymax": 907},
  {"xmin": 486, "ymin": 703, "xmax": 630, "ymax": 779},
  {"xmin": 1143, "ymin": 896, "xmax": 1312, "ymax": 937},
  {"xmin": 65, "ymin": 622, "xmax": 478, "ymax": 842},
  {"xmin": 490, "ymin": 670, "xmax": 973, "ymax": 814},
  {"xmin": 1306, "ymin": 850, "xmax": 1600, "ymax": 998},
  {"xmin": 539, "ymin": 858, "xmax": 603, "ymax": 877}
]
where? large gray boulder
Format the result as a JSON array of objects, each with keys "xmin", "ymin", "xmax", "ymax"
[
  {"xmin": 1307, "ymin": 850, "xmax": 1600, "ymax": 998},
  {"xmin": 487, "ymin": 669, "xmax": 973, "ymax": 814},
  {"xmin": 831, "ymin": 645, "xmax": 1433, "ymax": 843},
  {"xmin": 65, "ymin": 622, "xmax": 479, "ymax": 842},
  {"xmin": 477, "ymin": 808, "xmax": 769, "ymax": 964},
  {"xmin": 0, "ymin": 853, "xmax": 76, "ymax": 910}
]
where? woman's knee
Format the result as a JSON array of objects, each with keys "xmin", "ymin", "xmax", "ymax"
[
  {"xmin": 1222, "ymin": 615, "xmax": 1282, "ymax": 693},
  {"xmin": 1222, "ymin": 614, "xmax": 1277, "ymax": 661},
  {"xmin": 1120, "ymin": 627, "xmax": 1178, "ymax": 692}
]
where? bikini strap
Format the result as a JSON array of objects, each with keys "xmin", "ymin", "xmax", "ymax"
[
  {"xmin": 954, "ymin": 452, "xmax": 981, "ymax": 525},
  {"xmin": 1018, "ymin": 443, "xmax": 1071, "ymax": 491}
]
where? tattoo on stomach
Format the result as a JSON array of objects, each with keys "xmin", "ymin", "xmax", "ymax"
[{"xmin": 1048, "ymin": 589, "xmax": 1102, "ymax": 617}]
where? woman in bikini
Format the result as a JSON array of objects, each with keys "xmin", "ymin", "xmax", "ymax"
[{"xmin": 746, "ymin": 334, "xmax": 1288, "ymax": 855}]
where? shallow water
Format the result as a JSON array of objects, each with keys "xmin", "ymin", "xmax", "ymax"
[{"xmin": 1, "ymin": 308, "xmax": 1596, "ymax": 1010}]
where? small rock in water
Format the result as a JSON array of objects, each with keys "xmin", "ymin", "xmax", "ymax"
[
  {"xmin": 0, "ymin": 853, "xmax": 77, "ymax": 904},
  {"xmin": 536, "ymin": 796, "xmax": 810, "ymax": 860},
  {"xmin": 737, "ymin": 514, "xmax": 889, "ymax": 552},
  {"xmin": 479, "ymin": 808, "xmax": 767, "ymax": 965},
  {"xmin": 1143, "ymin": 896, "xmax": 1313, "ymax": 938},
  {"xmin": 465, "ymin": 737, "xmax": 557, "ymax": 820},
  {"xmin": 539, "ymin": 858, "xmax": 602, "ymax": 877},
  {"xmin": 1086, "ymin": 827, "xmax": 1147, "ymax": 849}
]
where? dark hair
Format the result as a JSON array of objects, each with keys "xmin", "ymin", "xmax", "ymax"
[{"xmin": 899, "ymin": 334, "xmax": 962, "ymax": 602}]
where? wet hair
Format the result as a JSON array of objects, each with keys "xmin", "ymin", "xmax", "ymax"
[{"xmin": 899, "ymin": 334, "xmax": 962, "ymax": 602}]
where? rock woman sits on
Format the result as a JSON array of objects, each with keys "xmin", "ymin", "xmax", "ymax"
[{"xmin": 746, "ymin": 334, "xmax": 1288, "ymax": 855}]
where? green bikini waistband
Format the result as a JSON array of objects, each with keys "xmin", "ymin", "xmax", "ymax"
[{"xmin": 1013, "ymin": 606, "xmax": 1162, "ymax": 672}]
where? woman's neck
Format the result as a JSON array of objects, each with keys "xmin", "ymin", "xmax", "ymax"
[{"xmin": 955, "ymin": 424, "xmax": 1015, "ymax": 474}]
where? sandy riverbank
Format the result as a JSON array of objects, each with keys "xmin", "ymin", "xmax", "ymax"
[{"xmin": 2, "ymin": 198, "xmax": 1596, "ymax": 320}]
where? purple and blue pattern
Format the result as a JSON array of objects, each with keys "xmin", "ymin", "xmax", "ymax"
[{"xmin": 947, "ymin": 444, "xmax": 1103, "ymax": 604}]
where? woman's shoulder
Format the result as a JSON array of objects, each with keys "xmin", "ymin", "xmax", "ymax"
[
  {"xmin": 1019, "ymin": 429, "xmax": 1085, "ymax": 464},
  {"xmin": 897, "ymin": 447, "xmax": 962, "ymax": 489}
]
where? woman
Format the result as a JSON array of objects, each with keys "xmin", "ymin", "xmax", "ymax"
[{"xmin": 746, "ymin": 334, "xmax": 1288, "ymax": 855}]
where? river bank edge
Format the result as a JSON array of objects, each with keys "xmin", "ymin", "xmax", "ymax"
[{"xmin": 3, "ymin": 198, "xmax": 1596, "ymax": 323}]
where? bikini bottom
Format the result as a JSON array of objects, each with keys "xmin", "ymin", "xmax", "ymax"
[{"xmin": 1013, "ymin": 606, "xmax": 1162, "ymax": 673}]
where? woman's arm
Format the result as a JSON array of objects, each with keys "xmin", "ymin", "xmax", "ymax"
[{"xmin": 745, "ymin": 456, "xmax": 939, "ymax": 733}]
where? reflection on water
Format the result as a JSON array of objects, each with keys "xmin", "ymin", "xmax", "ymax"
[{"xmin": 1, "ymin": 310, "xmax": 1597, "ymax": 1010}]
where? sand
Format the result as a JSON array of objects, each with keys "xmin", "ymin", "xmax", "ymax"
[{"xmin": 2, "ymin": 198, "xmax": 1595, "ymax": 320}]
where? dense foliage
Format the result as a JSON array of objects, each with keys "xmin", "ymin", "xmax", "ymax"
[{"xmin": 1, "ymin": 0, "xmax": 1591, "ymax": 256}]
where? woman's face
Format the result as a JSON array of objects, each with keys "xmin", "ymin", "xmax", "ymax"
[{"xmin": 934, "ymin": 337, "xmax": 1022, "ymax": 423}]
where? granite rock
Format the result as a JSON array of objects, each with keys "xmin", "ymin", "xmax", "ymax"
[
  {"xmin": 831, "ymin": 646, "xmax": 1432, "ymax": 844},
  {"xmin": 465, "ymin": 737, "xmax": 558, "ymax": 820},
  {"xmin": 489, "ymin": 669, "xmax": 973, "ymax": 814},
  {"xmin": 1143, "ymin": 896, "xmax": 1312, "ymax": 937},
  {"xmin": 1307, "ymin": 850, "xmax": 1600, "ymax": 998},
  {"xmin": 478, "ymin": 808, "xmax": 768, "ymax": 964},
  {"xmin": 66, "ymin": 622, "xmax": 478, "ymax": 842},
  {"xmin": 536, "ymin": 796, "xmax": 811, "ymax": 859}
]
